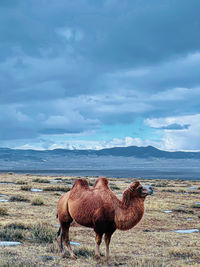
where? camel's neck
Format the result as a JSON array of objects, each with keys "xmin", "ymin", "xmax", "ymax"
[{"xmin": 114, "ymin": 194, "xmax": 145, "ymax": 231}]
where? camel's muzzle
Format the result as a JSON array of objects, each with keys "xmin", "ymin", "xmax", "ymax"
[{"xmin": 142, "ymin": 185, "xmax": 154, "ymax": 195}]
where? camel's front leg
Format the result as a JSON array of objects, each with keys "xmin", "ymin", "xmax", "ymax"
[{"xmin": 95, "ymin": 232, "xmax": 103, "ymax": 259}]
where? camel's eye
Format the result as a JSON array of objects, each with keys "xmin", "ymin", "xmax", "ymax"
[{"xmin": 137, "ymin": 187, "xmax": 143, "ymax": 194}]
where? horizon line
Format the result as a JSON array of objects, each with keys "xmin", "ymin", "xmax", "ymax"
[{"xmin": 1, "ymin": 145, "xmax": 200, "ymax": 153}]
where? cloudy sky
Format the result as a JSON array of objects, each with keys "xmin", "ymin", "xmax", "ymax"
[{"xmin": 1, "ymin": 0, "xmax": 200, "ymax": 151}]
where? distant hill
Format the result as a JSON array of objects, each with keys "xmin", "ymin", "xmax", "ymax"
[
  {"xmin": 0, "ymin": 146, "xmax": 200, "ymax": 160},
  {"xmin": 96, "ymin": 146, "xmax": 200, "ymax": 158}
]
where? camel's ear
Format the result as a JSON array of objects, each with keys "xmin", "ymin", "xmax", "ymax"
[{"xmin": 130, "ymin": 181, "xmax": 140, "ymax": 191}]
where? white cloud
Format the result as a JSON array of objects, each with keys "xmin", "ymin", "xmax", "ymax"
[
  {"xmin": 150, "ymin": 87, "xmax": 200, "ymax": 102},
  {"xmin": 57, "ymin": 27, "xmax": 73, "ymax": 40},
  {"xmin": 146, "ymin": 114, "xmax": 200, "ymax": 151},
  {"xmin": 17, "ymin": 144, "xmax": 45, "ymax": 151},
  {"xmin": 56, "ymin": 27, "xmax": 84, "ymax": 42},
  {"xmin": 48, "ymin": 136, "xmax": 160, "ymax": 150}
]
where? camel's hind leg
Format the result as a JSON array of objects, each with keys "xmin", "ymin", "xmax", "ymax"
[
  {"xmin": 56, "ymin": 227, "xmax": 64, "ymax": 255},
  {"xmin": 60, "ymin": 222, "xmax": 77, "ymax": 259},
  {"xmin": 57, "ymin": 191, "xmax": 76, "ymax": 259},
  {"xmin": 95, "ymin": 232, "xmax": 103, "ymax": 259}
]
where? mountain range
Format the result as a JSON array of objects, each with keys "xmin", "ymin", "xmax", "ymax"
[{"xmin": 1, "ymin": 146, "xmax": 200, "ymax": 161}]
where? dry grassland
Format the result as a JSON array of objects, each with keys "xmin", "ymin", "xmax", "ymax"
[{"xmin": 0, "ymin": 173, "xmax": 200, "ymax": 267}]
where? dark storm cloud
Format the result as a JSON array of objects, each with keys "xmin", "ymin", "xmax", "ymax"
[
  {"xmin": 154, "ymin": 123, "xmax": 190, "ymax": 130},
  {"xmin": 1, "ymin": 0, "xmax": 200, "ymax": 143},
  {"xmin": 1, "ymin": 0, "xmax": 200, "ymax": 70}
]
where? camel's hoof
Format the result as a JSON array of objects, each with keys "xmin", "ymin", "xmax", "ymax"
[
  {"xmin": 60, "ymin": 252, "xmax": 66, "ymax": 258},
  {"xmin": 94, "ymin": 254, "xmax": 101, "ymax": 260},
  {"xmin": 70, "ymin": 254, "xmax": 77, "ymax": 260}
]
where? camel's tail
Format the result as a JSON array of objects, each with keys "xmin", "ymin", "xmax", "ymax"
[
  {"xmin": 57, "ymin": 227, "xmax": 61, "ymax": 238},
  {"xmin": 56, "ymin": 227, "xmax": 63, "ymax": 252}
]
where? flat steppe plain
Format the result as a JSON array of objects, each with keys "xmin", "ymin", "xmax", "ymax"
[{"xmin": 0, "ymin": 173, "xmax": 200, "ymax": 267}]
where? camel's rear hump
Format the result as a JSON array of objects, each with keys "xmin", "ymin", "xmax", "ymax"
[{"xmin": 93, "ymin": 177, "xmax": 109, "ymax": 189}]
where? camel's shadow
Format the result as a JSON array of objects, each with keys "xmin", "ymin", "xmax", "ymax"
[{"xmin": 62, "ymin": 246, "xmax": 131, "ymax": 265}]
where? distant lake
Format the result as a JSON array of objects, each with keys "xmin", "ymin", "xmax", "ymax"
[{"xmin": 0, "ymin": 155, "xmax": 200, "ymax": 180}]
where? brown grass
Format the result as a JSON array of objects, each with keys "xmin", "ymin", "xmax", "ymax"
[
  {"xmin": 16, "ymin": 180, "xmax": 28, "ymax": 185},
  {"xmin": 31, "ymin": 198, "xmax": 44, "ymax": 206},
  {"xmin": 0, "ymin": 173, "xmax": 200, "ymax": 267},
  {"xmin": 20, "ymin": 185, "xmax": 32, "ymax": 191},
  {"xmin": 9, "ymin": 195, "xmax": 30, "ymax": 202},
  {"xmin": 32, "ymin": 178, "xmax": 50, "ymax": 183},
  {"xmin": 0, "ymin": 207, "xmax": 9, "ymax": 216},
  {"xmin": 43, "ymin": 186, "xmax": 70, "ymax": 192}
]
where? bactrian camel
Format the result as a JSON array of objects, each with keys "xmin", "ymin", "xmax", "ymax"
[{"xmin": 57, "ymin": 177, "xmax": 153, "ymax": 259}]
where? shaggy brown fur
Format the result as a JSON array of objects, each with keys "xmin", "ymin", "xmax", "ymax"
[{"xmin": 57, "ymin": 177, "xmax": 153, "ymax": 259}]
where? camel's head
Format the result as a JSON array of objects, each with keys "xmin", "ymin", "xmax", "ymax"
[{"xmin": 130, "ymin": 181, "xmax": 153, "ymax": 198}]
